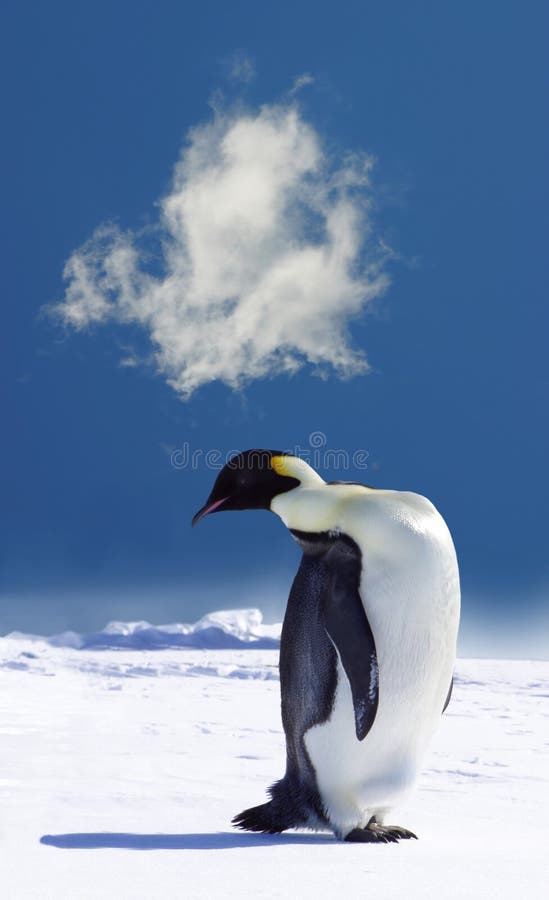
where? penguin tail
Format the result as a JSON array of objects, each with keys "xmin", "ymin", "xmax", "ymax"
[
  {"xmin": 232, "ymin": 777, "xmax": 309, "ymax": 834},
  {"xmin": 232, "ymin": 800, "xmax": 288, "ymax": 834}
]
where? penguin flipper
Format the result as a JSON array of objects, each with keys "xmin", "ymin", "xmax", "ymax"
[
  {"xmin": 323, "ymin": 538, "xmax": 379, "ymax": 742},
  {"xmin": 442, "ymin": 677, "xmax": 453, "ymax": 713}
]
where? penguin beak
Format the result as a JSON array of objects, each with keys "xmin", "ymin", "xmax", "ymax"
[{"xmin": 191, "ymin": 496, "xmax": 229, "ymax": 527}]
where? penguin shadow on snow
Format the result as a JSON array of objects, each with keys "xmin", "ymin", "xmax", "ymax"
[{"xmin": 40, "ymin": 831, "xmax": 336, "ymax": 851}]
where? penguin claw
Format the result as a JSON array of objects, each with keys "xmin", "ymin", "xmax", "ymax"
[
  {"xmin": 381, "ymin": 825, "xmax": 418, "ymax": 840},
  {"xmin": 376, "ymin": 829, "xmax": 399, "ymax": 843}
]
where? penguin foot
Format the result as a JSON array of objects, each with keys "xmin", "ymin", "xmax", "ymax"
[
  {"xmin": 344, "ymin": 822, "xmax": 418, "ymax": 843},
  {"xmin": 344, "ymin": 827, "xmax": 385, "ymax": 843}
]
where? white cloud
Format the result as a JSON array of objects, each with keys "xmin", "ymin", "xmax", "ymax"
[
  {"xmin": 228, "ymin": 51, "xmax": 255, "ymax": 84},
  {"xmin": 289, "ymin": 73, "xmax": 315, "ymax": 95},
  {"xmin": 54, "ymin": 102, "xmax": 390, "ymax": 398}
]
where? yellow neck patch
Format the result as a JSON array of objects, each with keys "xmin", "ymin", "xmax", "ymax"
[{"xmin": 271, "ymin": 455, "xmax": 292, "ymax": 477}]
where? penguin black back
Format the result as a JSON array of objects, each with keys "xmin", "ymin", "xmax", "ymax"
[{"xmin": 232, "ymin": 531, "xmax": 378, "ymax": 833}]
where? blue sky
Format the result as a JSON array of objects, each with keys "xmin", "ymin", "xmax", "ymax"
[{"xmin": 1, "ymin": 1, "xmax": 548, "ymax": 655}]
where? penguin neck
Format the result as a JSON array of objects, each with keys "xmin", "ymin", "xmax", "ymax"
[
  {"xmin": 271, "ymin": 480, "xmax": 341, "ymax": 534},
  {"xmin": 269, "ymin": 457, "xmax": 327, "ymax": 533}
]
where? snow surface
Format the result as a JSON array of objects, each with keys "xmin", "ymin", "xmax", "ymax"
[{"xmin": 1, "ymin": 608, "xmax": 548, "ymax": 899}]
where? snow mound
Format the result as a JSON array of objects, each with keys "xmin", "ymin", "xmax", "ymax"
[{"xmin": 5, "ymin": 609, "xmax": 282, "ymax": 651}]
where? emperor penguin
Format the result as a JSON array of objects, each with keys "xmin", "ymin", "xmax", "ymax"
[{"xmin": 192, "ymin": 450, "xmax": 460, "ymax": 843}]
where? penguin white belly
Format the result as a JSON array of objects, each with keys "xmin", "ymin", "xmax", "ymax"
[{"xmin": 304, "ymin": 496, "xmax": 460, "ymax": 837}]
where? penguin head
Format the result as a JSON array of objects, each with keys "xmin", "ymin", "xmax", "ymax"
[{"xmin": 192, "ymin": 450, "xmax": 321, "ymax": 526}]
